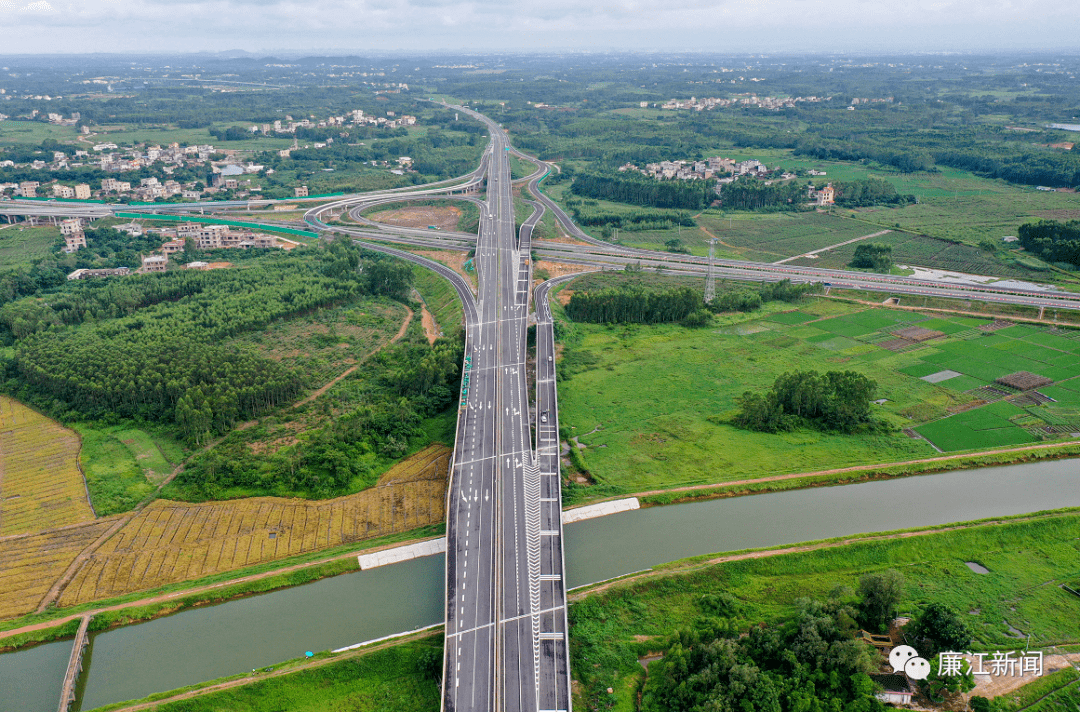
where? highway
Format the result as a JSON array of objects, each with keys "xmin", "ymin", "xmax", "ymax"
[{"xmin": 436, "ymin": 105, "xmax": 573, "ymax": 712}]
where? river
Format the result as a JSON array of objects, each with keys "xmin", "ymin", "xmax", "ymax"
[{"xmin": 2, "ymin": 459, "xmax": 1080, "ymax": 711}]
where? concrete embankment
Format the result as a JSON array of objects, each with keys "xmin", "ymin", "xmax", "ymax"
[
  {"xmin": 57, "ymin": 615, "xmax": 92, "ymax": 712},
  {"xmin": 561, "ymin": 497, "xmax": 640, "ymax": 524},
  {"xmin": 357, "ymin": 538, "xmax": 447, "ymax": 569}
]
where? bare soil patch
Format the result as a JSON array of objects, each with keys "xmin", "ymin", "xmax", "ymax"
[
  {"xmin": 533, "ymin": 260, "xmax": 592, "ymax": 285},
  {"xmin": 420, "ymin": 302, "xmax": 439, "ymax": 344},
  {"xmin": 412, "ymin": 249, "xmax": 477, "ymax": 291},
  {"xmin": 369, "ymin": 205, "xmax": 462, "ymax": 231}
]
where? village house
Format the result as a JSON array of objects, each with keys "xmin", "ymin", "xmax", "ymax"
[
  {"xmin": 810, "ymin": 183, "xmax": 835, "ymax": 206},
  {"xmin": 140, "ymin": 254, "xmax": 168, "ymax": 273},
  {"xmin": 67, "ymin": 267, "xmax": 130, "ymax": 280},
  {"xmin": 160, "ymin": 239, "xmax": 185, "ymax": 255},
  {"xmin": 59, "ymin": 218, "xmax": 87, "ymax": 252}
]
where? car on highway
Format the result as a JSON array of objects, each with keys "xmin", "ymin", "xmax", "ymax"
[{"xmin": 540, "ymin": 411, "xmax": 549, "ymax": 423}]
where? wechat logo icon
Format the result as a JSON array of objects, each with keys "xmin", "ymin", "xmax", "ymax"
[{"xmin": 890, "ymin": 645, "xmax": 931, "ymax": 680}]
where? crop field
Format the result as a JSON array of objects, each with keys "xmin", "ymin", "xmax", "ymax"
[
  {"xmin": 56, "ymin": 444, "xmax": 451, "ymax": 606},
  {"xmin": 0, "ymin": 518, "xmax": 117, "ymax": 620},
  {"xmin": 0, "ymin": 396, "xmax": 95, "ymax": 536},
  {"xmin": 556, "ymin": 284, "xmax": 1080, "ymax": 493},
  {"xmin": 0, "ymin": 225, "xmax": 60, "ymax": 267},
  {"xmin": 233, "ymin": 297, "xmax": 411, "ymax": 388}
]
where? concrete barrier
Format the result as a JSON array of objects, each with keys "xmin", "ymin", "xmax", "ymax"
[
  {"xmin": 561, "ymin": 497, "xmax": 640, "ymax": 524},
  {"xmin": 357, "ymin": 537, "xmax": 447, "ymax": 570}
]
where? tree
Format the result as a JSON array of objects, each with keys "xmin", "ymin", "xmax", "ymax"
[
  {"xmin": 858, "ymin": 569, "xmax": 904, "ymax": 633},
  {"xmin": 909, "ymin": 602, "xmax": 973, "ymax": 654},
  {"xmin": 850, "ymin": 243, "xmax": 893, "ymax": 272},
  {"xmin": 363, "ymin": 259, "xmax": 413, "ymax": 300},
  {"xmin": 417, "ymin": 647, "xmax": 443, "ymax": 683}
]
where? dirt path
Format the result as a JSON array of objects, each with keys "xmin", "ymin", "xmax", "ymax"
[
  {"xmin": 696, "ymin": 224, "xmax": 738, "ymax": 250},
  {"xmin": 419, "ymin": 303, "xmax": 439, "ymax": 344},
  {"xmin": 292, "ymin": 305, "xmax": 414, "ymax": 408},
  {"xmin": 626, "ymin": 437, "xmax": 1080, "ymax": 501},
  {"xmin": 569, "ymin": 511, "xmax": 1079, "ymax": 602},
  {"xmin": 96, "ymin": 628, "xmax": 441, "ymax": 712},
  {"xmin": 773, "ymin": 229, "xmax": 892, "ymax": 265},
  {"xmin": 5, "ymin": 532, "xmax": 447, "ymax": 644}
]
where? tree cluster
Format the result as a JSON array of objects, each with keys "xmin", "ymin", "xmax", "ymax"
[
  {"xmin": 570, "ymin": 171, "xmax": 717, "ymax": 210},
  {"xmin": 733, "ymin": 370, "xmax": 881, "ymax": 434},
  {"xmin": 1017, "ymin": 219, "xmax": 1080, "ymax": 267},
  {"xmin": 832, "ymin": 179, "xmax": 916, "ymax": 207},
  {"xmin": 849, "ymin": 243, "xmax": 894, "ymax": 272},
  {"xmin": 565, "ymin": 285, "xmax": 702, "ymax": 324},
  {"xmin": 716, "ymin": 179, "xmax": 809, "ymax": 211},
  {"xmin": 641, "ymin": 592, "xmax": 884, "ymax": 712}
]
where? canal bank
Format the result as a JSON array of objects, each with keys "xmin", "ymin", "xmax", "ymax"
[{"xmin": 3, "ymin": 459, "xmax": 1080, "ymax": 712}]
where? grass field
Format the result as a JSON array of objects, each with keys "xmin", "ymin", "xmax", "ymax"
[
  {"xmin": 0, "ymin": 121, "xmax": 79, "ymax": 145},
  {"xmin": 786, "ymin": 227, "xmax": 1052, "ymax": 280},
  {"xmin": 0, "ymin": 518, "xmax": 117, "ymax": 620},
  {"xmin": 568, "ymin": 510, "xmax": 1080, "ymax": 711},
  {"xmin": 0, "ymin": 396, "xmax": 95, "ymax": 535},
  {"xmin": 556, "ymin": 276, "xmax": 1080, "ymax": 493},
  {"xmin": 76, "ymin": 424, "xmax": 184, "ymax": 517},
  {"xmin": 0, "ymin": 225, "xmax": 61, "ymax": 267},
  {"xmin": 55, "ymin": 444, "xmax": 451, "ymax": 608}
]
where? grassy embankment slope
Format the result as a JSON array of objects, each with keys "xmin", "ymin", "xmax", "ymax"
[{"xmin": 556, "ymin": 272, "xmax": 1080, "ymax": 499}]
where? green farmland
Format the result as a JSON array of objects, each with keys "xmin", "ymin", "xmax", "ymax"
[{"xmin": 556, "ymin": 288, "xmax": 1080, "ymax": 495}]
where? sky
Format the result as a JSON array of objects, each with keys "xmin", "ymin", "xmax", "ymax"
[{"xmin": 0, "ymin": 0, "xmax": 1077, "ymax": 55}]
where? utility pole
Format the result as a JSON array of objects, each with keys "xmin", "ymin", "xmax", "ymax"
[{"xmin": 705, "ymin": 238, "xmax": 717, "ymax": 304}]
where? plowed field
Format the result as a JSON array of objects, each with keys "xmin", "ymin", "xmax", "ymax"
[
  {"xmin": 0, "ymin": 518, "xmax": 117, "ymax": 619},
  {"xmin": 56, "ymin": 444, "xmax": 450, "ymax": 606}
]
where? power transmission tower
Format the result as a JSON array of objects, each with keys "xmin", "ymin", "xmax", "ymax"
[{"xmin": 704, "ymin": 238, "xmax": 717, "ymax": 304}]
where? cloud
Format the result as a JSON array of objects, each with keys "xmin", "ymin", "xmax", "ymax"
[
  {"xmin": 1, "ymin": 0, "xmax": 54, "ymax": 12},
  {"xmin": 0, "ymin": 0, "xmax": 1075, "ymax": 52}
]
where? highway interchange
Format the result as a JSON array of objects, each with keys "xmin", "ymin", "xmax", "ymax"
[{"xmin": 8, "ymin": 103, "xmax": 1080, "ymax": 711}]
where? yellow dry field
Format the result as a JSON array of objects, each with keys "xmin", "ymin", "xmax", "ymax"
[
  {"xmin": 58, "ymin": 444, "xmax": 451, "ymax": 606},
  {"xmin": 0, "ymin": 518, "xmax": 117, "ymax": 620},
  {"xmin": 0, "ymin": 396, "xmax": 95, "ymax": 536}
]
